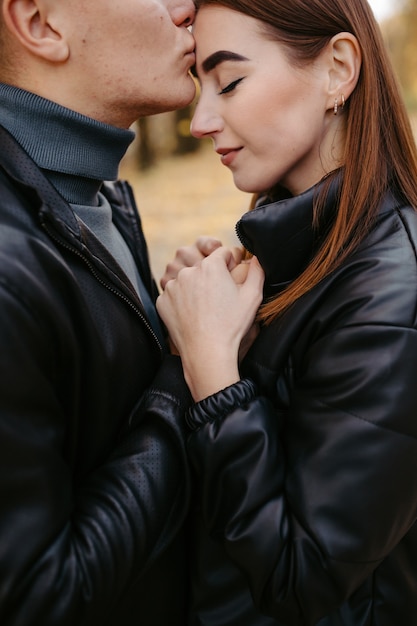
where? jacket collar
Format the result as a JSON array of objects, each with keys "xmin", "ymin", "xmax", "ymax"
[
  {"xmin": 0, "ymin": 125, "xmax": 151, "ymax": 313},
  {"xmin": 0, "ymin": 124, "xmax": 134, "ymax": 246},
  {"xmin": 0, "ymin": 124, "xmax": 80, "ymax": 236},
  {"xmin": 236, "ymin": 174, "xmax": 340, "ymax": 296}
]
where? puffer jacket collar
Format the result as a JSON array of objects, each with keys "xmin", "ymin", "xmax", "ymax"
[
  {"xmin": 236, "ymin": 172, "xmax": 403, "ymax": 299},
  {"xmin": 235, "ymin": 175, "xmax": 340, "ymax": 297},
  {"xmin": 236, "ymin": 170, "xmax": 341, "ymax": 296}
]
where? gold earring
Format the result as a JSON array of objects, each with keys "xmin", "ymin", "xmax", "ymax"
[{"xmin": 333, "ymin": 94, "xmax": 346, "ymax": 115}]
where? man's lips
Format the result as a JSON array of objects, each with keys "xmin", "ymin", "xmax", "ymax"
[
  {"xmin": 185, "ymin": 50, "xmax": 196, "ymax": 67},
  {"xmin": 216, "ymin": 147, "xmax": 243, "ymax": 166}
]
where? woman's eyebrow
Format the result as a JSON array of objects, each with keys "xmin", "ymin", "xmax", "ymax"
[{"xmin": 202, "ymin": 50, "xmax": 249, "ymax": 73}]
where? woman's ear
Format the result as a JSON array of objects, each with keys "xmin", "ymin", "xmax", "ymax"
[
  {"xmin": 2, "ymin": 0, "xmax": 69, "ymax": 62},
  {"xmin": 326, "ymin": 32, "xmax": 362, "ymax": 111}
]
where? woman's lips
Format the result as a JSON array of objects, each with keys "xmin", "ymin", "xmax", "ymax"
[{"xmin": 217, "ymin": 147, "xmax": 242, "ymax": 167}]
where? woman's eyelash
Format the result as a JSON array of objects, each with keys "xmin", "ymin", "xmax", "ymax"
[{"xmin": 218, "ymin": 77, "xmax": 244, "ymax": 95}]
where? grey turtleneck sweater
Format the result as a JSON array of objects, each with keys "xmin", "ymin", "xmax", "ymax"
[{"xmin": 0, "ymin": 83, "xmax": 163, "ymax": 341}]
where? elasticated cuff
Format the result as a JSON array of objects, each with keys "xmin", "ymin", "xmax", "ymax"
[{"xmin": 185, "ymin": 378, "xmax": 258, "ymax": 432}]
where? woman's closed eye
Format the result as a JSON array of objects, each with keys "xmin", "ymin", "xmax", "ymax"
[{"xmin": 218, "ymin": 77, "xmax": 245, "ymax": 95}]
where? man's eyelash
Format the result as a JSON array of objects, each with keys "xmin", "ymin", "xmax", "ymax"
[{"xmin": 218, "ymin": 77, "xmax": 244, "ymax": 95}]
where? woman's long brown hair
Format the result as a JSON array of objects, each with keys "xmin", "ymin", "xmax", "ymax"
[{"xmin": 195, "ymin": 0, "xmax": 417, "ymax": 323}]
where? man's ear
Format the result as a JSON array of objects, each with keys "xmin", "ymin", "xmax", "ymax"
[
  {"xmin": 2, "ymin": 0, "xmax": 69, "ymax": 62},
  {"xmin": 326, "ymin": 32, "xmax": 362, "ymax": 111}
]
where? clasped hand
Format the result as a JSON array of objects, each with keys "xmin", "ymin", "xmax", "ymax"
[{"xmin": 156, "ymin": 237, "xmax": 265, "ymax": 401}]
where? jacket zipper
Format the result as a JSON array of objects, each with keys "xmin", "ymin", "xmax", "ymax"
[
  {"xmin": 41, "ymin": 220, "xmax": 164, "ymax": 353},
  {"xmin": 235, "ymin": 222, "xmax": 254, "ymax": 254}
]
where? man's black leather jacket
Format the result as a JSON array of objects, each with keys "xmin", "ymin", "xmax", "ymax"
[{"xmin": 0, "ymin": 125, "xmax": 191, "ymax": 625}]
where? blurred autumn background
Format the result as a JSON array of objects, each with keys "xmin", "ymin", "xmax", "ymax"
[{"xmin": 120, "ymin": 0, "xmax": 417, "ymax": 282}]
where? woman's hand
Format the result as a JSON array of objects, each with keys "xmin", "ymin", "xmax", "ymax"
[
  {"xmin": 156, "ymin": 247, "xmax": 264, "ymax": 401},
  {"xmin": 160, "ymin": 236, "xmax": 243, "ymax": 289}
]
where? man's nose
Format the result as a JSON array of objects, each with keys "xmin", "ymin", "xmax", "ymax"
[{"xmin": 171, "ymin": 0, "xmax": 196, "ymax": 27}]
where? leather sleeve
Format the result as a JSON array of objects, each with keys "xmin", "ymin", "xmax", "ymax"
[
  {"xmin": 0, "ymin": 273, "xmax": 191, "ymax": 625},
  {"xmin": 186, "ymin": 321, "xmax": 417, "ymax": 624}
]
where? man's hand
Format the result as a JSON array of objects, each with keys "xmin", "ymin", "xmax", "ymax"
[
  {"xmin": 160, "ymin": 236, "xmax": 243, "ymax": 289},
  {"xmin": 231, "ymin": 261, "xmax": 260, "ymax": 360}
]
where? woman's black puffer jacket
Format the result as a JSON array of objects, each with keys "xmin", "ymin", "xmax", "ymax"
[{"xmin": 186, "ymin": 177, "xmax": 417, "ymax": 626}]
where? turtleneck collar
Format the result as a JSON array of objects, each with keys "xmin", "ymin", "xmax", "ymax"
[
  {"xmin": 236, "ymin": 175, "xmax": 341, "ymax": 297},
  {"xmin": 0, "ymin": 83, "xmax": 135, "ymax": 205}
]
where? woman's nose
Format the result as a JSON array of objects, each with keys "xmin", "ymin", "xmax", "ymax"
[{"xmin": 190, "ymin": 102, "xmax": 223, "ymax": 138}]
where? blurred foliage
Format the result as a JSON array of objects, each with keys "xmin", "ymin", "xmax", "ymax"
[
  {"xmin": 133, "ymin": 102, "xmax": 199, "ymax": 170},
  {"xmin": 382, "ymin": 0, "xmax": 417, "ymax": 111},
  {"xmin": 131, "ymin": 2, "xmax": 417, "ymax": 171}
]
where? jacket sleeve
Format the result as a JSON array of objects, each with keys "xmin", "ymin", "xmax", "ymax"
[
  {"xmin": 0, "ymin": 278, "xmax": 191, "ymax": 626},
  {"xmin": 186, "ymin": 317, "xmax": 417, "ymax": 624}
]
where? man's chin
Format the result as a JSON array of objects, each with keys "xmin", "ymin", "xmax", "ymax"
[
  {"xmin": 134, "ymin": 83, "xmax": 196, "ymax": 118},
  {"xmin": 173, "ymin": 79, "xmax": 197, "ymax": 109}
]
